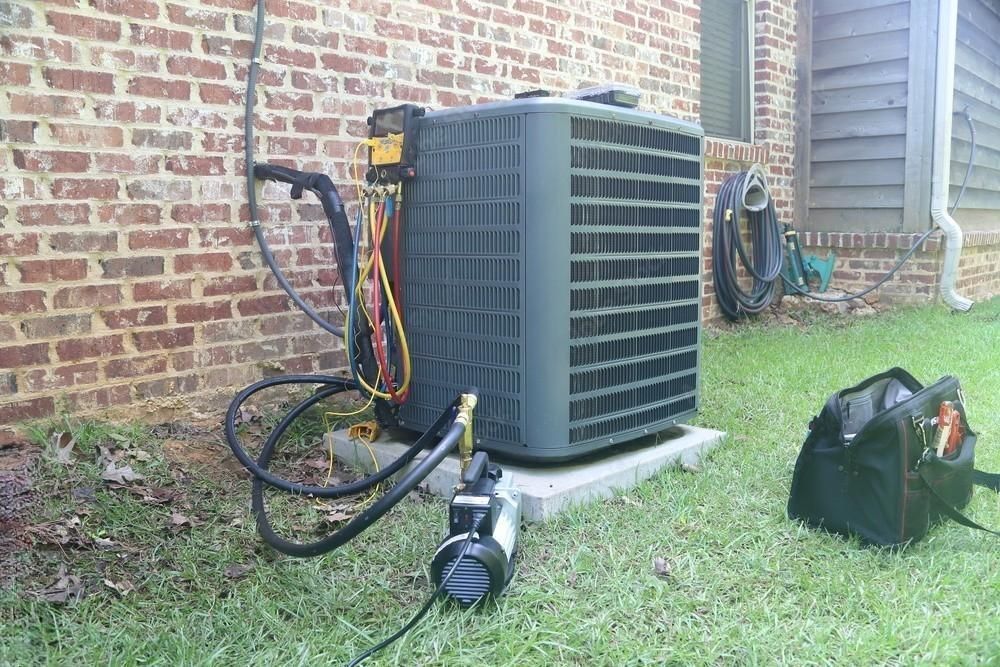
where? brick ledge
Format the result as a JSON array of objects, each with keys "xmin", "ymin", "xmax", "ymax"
[
  {"xmin": 704, "ymin": 137, "xmax": 768, "ymax": 164},
  {"xmin": 800, "ymin": 231, "xmax": 942, "ymax": 253}
]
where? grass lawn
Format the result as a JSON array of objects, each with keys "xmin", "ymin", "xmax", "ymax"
[{"xmin": 3, "ymin": 297, "xmax": 999, "ymax": 666}]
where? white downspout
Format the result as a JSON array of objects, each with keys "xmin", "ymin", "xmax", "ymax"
[{"xmin": 930, "ymin": 0, "xmax": 974, "ymax": 311}]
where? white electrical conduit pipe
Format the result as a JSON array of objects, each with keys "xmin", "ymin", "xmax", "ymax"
[{"xmin": 931, "ymin": 0, "xmax": 974, "ymax": 311}]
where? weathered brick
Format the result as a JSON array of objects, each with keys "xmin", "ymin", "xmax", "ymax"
[
  {"xmin": 133, "ymin": 129, "xmax": 193, "ymax": 150},
  {"xmin": 0, "ymin": 61, "xmax": 31, "ymax": 85},
  {"xmin": 63, "ymin": 385, "xmax": 132, "ymax": 412},
  {"xmin": 174, "ymin": 252, "xmax": 232, "ymax": 273},
  {"xmin": 56, "ymin": 335, "xmax": 125, "ymax": 362},
  {"xmin": 98, "ymin": 203, "xmax": 161, "ymax": 226},
  {"xmin": 165, "ymin": 156, "xmax": 224, "ymax": 175},
  {"xmin": 128, "ymin": 76, "xmax": 191, "ymax": 100},
  {"xmin": 100, "ymin": 256, "xmax": 164, "ymax": 279},
  {"xmin": 0, "ymin": 233, "xmax": 39, "ymax": 256},
  {"xmin": 0, "ymin": 119, "xmax": 37, "ymax": 143},
  {"xmin": 12, "ymin": 149, "xmax": 90, "ymax": 173},
  {"xmin": 101, "ymin": 306, "xmax": 168, "ymax": 329},
  {"xmin": 91, "ymin": 0, "xmax": 158, "ymax": 19},
  {"xmin": 17, "ymin": 203, "xmax": 90, "ymax": 226},
  {"xmin": 238, "ymin": 295, "xmax": 290, "ymax": 316},
  {"xmin": 129, "ymin": 23, "xmax": 192, "ymax": 50},
  {"xmin": 50, "ymin": 124, "xmax": 124, "ymax": 147},
  {"xmin": 43, "ymin": 67, "xmax": 114, "ymax": 94},
  {"xmin": 53, "ymin": 285, "xmax": 121, "ymax": 309},
  {"xmin": 204, "ymin": 275, "xmax": 257, "ymax": 296},
  {"xmin": 126, "ymin": 179, "xmax": 192, "ymax": 201},
  {"xmin": 128, "ymin": 229, "xmax": 189, "ymax": 250},
  {"xmin": 49, "ymin": 231, "xmax": 117, "ymax": 253},
  {"xmin": 166, "ymin": 55, "xmax": 227, "ymax": 80},
  {"xmin": 0, "ymin": 291, "xmax": 47, "ymax": 315},
  {"xmin": 9, "ymin": 93, "xmax": 85, "ymax": 117},
  {"xmin": 105, "ymin": 355, "xmax": 167, "ymax": 379},
  {"xmin": 46, "ymin": 10, "xmax": 121, "ymax": 40},
  {"xmin": 51, "ymin": 179, "xmax": 118, "ymax": 200},
  {"xmin": 132, "ymin": 327, "xmax": 194, "ymax": 351},
  {"xmin": 21, "ymin": 314, "xmax": 92, "ymax": 339},
  {"xmin": 1, "ymin": 343, "xmax": 49, "ymax": 368},
  {"xmin": 18, "ymin": 258, "xmax": 88, "ymax": 283},
  {"xmin": 134, "ymin": 374, "xmax": 198, "ymax": 400},
  {"xmin": 175, "ymin": 301, "xmax": 232, "ymax": 324},
  {"xmin": 133, "ymin": 279, "xmax": 191, "ymax": 302},
  {"xmin": 0, "ymin": 398, "xmax": 55, "ymax": 425}
]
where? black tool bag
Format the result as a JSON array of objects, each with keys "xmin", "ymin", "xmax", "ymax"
[{"xmin": 788, "ymin": 368, "xmax": 1000, "ymax": 546}]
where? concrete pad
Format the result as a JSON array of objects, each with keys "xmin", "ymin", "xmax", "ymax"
[{"xmin": 326, "ymin": 425, "xmax": 725, "ymax": 522}]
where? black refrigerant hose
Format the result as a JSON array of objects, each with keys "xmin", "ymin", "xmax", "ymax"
[{"xmin": 228, "ymin": 0, "xmax": 472, "ymax": 562}]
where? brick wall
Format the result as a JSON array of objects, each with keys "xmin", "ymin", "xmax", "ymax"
[{"xmin": 0, "ymin": 0, "xmax": 799, "ymax": 438}]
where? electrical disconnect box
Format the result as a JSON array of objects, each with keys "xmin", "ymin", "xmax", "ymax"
[{"xmin": 399, "ymin": 98, "xmax": 704, "ymax": 462}]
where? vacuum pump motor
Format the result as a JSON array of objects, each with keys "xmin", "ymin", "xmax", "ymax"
[{"xmin": 431, "ymin": 452, "xmax": 521, "ymax": 606}]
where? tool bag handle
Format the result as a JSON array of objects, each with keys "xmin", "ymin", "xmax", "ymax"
[{"xmin": 919, "ymin": 467, "xmax": 1000, "ymax": 537}]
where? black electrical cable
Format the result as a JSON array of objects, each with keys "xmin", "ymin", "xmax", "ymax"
[
  {"xmin": 345, "ymin": 511, "xmax": 487, "ymax": 667},
  {"xmin": 950, "ymin": 107, "xmax": 976, "ymax": 215},
  {"xmin": 711, "ymin": 169, "xmax": 784, "ymax": 320},
  {"xmin": 779, "ymin": 226, "xmax": 938, "ymax": 303}
]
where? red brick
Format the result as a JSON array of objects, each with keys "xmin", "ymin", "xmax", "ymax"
[
  {"xmin": 292, "ymin": 116, "xmax": 340, "ymax": 135},
  {"xmin": 101, "ymin": 306, "xmax": 168, "ymax": 329},
  {"xmin": 56, "ymin": 335, "xmax": 124, "ymax": 362},
  {"xmin": 167, "ymin": 55, "xmax": 227, "ymax": 80},
  {"xmin": 0, "ymin": 62, "xmax": 31, "ymax": 86},
  {"xmin": 21, "ymin": 314, "xmax": 92, "ymax": 339},
  {"xmin": 46, "ymin": 10, "xmax": 121, "ymax": 40},
  {"xmin": 48, "ymin": 231, "xmax": 117, "ymax": 253},
  {"xmin": 198, "ymin": 228, "xmax": 253, "ymax": 248},
  {"xmin": 132, "ymin": 326, "xmax": 194, "ymax": 351},
  {"xmin": 93, "ymin": 0, "xmax": 158, "ymax": 17},
  {"xmin": 165, "ymin": 156, "xmax": 224, "ymax": 175},
  {"xmin": 204, "ymin": 275, "xmax": 257, "ymax": 296},
  {"xmin": 53, "ymin": 285, "xmax": 121, "ymax": 309},
  {"xmin": 0, "ymin": 398, "xmax": 55, "ymax": 425},
  {"xmin": 94, "ymin": 100, "xmax": 161, "ymax": 123},
  {"xmin": 133, "ymin": 279, "xmax": 191, "ymax": 302},
  {"xmin": 44, "ymin": 68, "xmax": 115, "ymax": 94},
  {"xmin": 176, "ymin": 301, "xmax": 232, "ymax": 324},
  {"xmin": 18, "ymin": 259, "xmax": 88, "ymax": 283},
  {"xmin": 17, "ymin": 203, "xmax": 90, "ymax": 227},
  {"xmin": 1, "ymin": 342, "xmax": 50, "ymax": 368},
  {"xmin": 128, "ymin": 229, "xmax": 189, "ymax": 250},
  {"xmin": 23, "ymin": 362, "xmax": 100, "ymax": 393},
  {"xmin": 199, "ymin": 84, "xmax": 243, "ymax": 106},
  {"xmin": 129, "ymin": 24, "xmax": 192, "ymax": 51},
  {"xmin": 174, "ymin": 252, "xmax": 232, "ymax": 273},
  {"xmin": 128, "ymin": 76, "xmax": 191, "ymax": 100},
  {"xmin": 105, "ymin": 355, "xmax": 167, "ymax": 379},
  {"xmin": 9, "ymin": 93, "xmax": 85, "ymax": 117},
  {"xmin": 0, "ymin": 119, "xmax": 37, "ymax": 143},
  {"xmin": 238, "ymin": 294, "xmax": 290, "ymax": 316},
  {"xmin": 12, "ymin": 149, "xmax": 90, "ymax": 173},
  {"xmin": 98, "ymin": 203, "xmax": 162, "ymax": 225},
  {"xmin": 0, "ymin": 291, "xmax": 47, "ymax": 315},
  {"xmin": 0, "ymin": 233, "xmax": 39, "ymax": 256},
  {"xmin": 51, "ymin": 179, "xmax": 118, "ymax": 200},
  {"xmin": 50, "ymin": 124, "xmax": 124, "ymax": 147},
  {"xmin": 101, "ymin": 256, "xmax": 164, "ymax": 278},
  {"xmin": 63, "ymin": 385, "xmax": 132, "ymax": 412}
]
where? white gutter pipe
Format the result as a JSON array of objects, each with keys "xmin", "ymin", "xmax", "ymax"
[{"xmin": 930, "ymin": 0, "xmax": 974, "ymax": 311}]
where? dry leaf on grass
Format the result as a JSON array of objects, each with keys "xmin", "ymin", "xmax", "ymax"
[
  {"xmin": 100, "ymin": 461, "xmax": 144, "ymax": 485},
  {"xmin": 50, "ymin": 432, "xmax": 76, "ymax": 465},
  {"xmin": 224, "ymin": 563, "xmax": 253, "ymax": 579},
  {"xmin": 102, "ymin": 578, "xmax": 135, "ymax": 596},
  {"xmin": 680, "ymin": 462, "xmax": 702, "ymax": 474},
  {"xmin": 653, "ymin": 556, "xmax": 672, "ymax": 579},
  {"xmin": 25, "ymin": 516, "xmax": 92, "ymax": 549},
  {"xmin": 30, "ymin": 565, "xmax": 83, "ymax": 604},
  {"xmin": 169, "ymin": 512, "xmax": 199, "ymax": 532},
  {"xmin": 106, "ymin": 483, "xmax": 179, "ymax": 505}
]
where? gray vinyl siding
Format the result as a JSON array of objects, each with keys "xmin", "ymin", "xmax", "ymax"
[
  {"xmin": 808, "ymin": 0, "xmax": 911, "ymax": 231},
  {"xmin": 951, "ymin": 0, "xmax": 1000, "ymax": 230}
]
